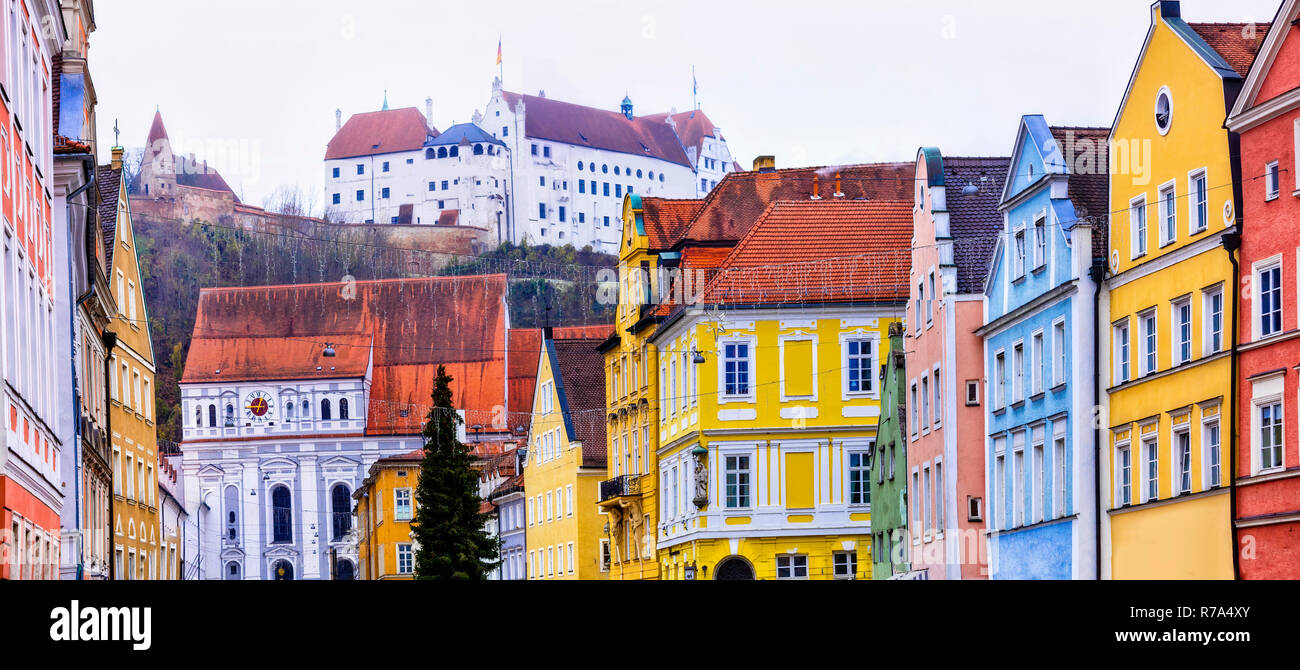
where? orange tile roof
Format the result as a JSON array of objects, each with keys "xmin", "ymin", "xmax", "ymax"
[
  {"xmin": 1190, "ymin": 22, "xmax": 1270, "ymax": 77},
  {"xmin": 702, "ymin": 200, "xmax": 912, "ymax": 306},
  {"xmin": 325, "ymin": 107, "xmax": 438, "ymax": 160},
  {"xmin": 675, "ymin": 162, "xmax": 915, "ymax": 248},
  {"xmin": 552, "ymin": 324, "xmax": 615, "ymax": 340},
  {"xmin": 640, "ymin": 197, "xmax": 704, "ymax": 250},
  {"xmin": 507, "ymin": 328, "xmax": 543, "ymax": 435},
  {"xmin": 184, "ymin": 275, "xmax": 508, "ymax": 436}
]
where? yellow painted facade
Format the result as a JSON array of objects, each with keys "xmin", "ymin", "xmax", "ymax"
[
  {"xmin": 596, "ymin": 195, "xmax": 665, "ymax": 580},
  {"xmin": 1105, "ymin": 3, "xmax": 1237, "ymax": 579},
  {"xmin": 106, "ymin": 166, "xmax": 163, "ymax": 580},
  {"xmin": 354, "ymin": 455, "xmax": 420, "ymax": 579},
  {"xmin": 650, "ymin": 310, "xmax": 889, "ymax": 580},
  {"xmin": 523, "ymin": 342, "xmax": 607, "ymax": 579}
]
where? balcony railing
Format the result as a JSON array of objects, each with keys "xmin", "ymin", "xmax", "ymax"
[{"xmin": 600, "ymin": 474, "xmax": 641, "ymax": 502}]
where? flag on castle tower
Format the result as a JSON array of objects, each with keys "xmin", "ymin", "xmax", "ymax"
[{"xmin": 496, "ymin": 38, "xmax": 502, "ymax": 65}]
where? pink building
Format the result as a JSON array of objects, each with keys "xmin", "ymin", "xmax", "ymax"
[{"xmin": 905, "ymin": 149, "xmax": 1008, "ymax": 579}]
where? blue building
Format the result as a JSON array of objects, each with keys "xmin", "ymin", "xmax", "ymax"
[
  {"xmin": 486, "ymin": 452, "xmax": 528, "ymax": 580},
  {"xmin": 976, "ymin": 115, "xmax": 1108, "ymax": 579}
]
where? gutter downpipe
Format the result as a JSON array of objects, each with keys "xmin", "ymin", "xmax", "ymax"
[
  {"xmin": 102, "ymin": 330, "xmax": 117, "ymax": 579},
  {"xmin": 66, "ymin": 158, "xmax": 96, "ymax": 579},
  {"xmin": 1223, "ymin": 231, "xmax": 1241, "ymax": 580},
  {"xmin": 1089, "ymin": 259, "xmax": 1105, "ymax": 580}
]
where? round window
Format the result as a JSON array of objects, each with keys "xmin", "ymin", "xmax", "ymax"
[{"xmin": 1154, "ymin": 87, "xmax": 1172, "ymax": 135}]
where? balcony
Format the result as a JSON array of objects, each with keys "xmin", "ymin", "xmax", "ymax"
[{"xmin": 600, "ymin": 474, "xmax": 641, "ymax": 502}]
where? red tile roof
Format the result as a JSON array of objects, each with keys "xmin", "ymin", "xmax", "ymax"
[
  {"xmin": 702, "ymin": 200, "xmax": 913, "ymax": 306},
  {"xmin": 96, "ymin": 165, "xmax": 122, "ymax": 272},
  {"xmin": 552, "ymin": 324, "xmax": 615, "ymax": 340},
  {"xmin": 507, "ymin": 328, "xmax": 543, "ymax": 435},
  {"xmin": 183, "ymin": 275, "xmax": 509, "ymax": 436},
  {"xmin": 640, "ymin": 197, "xmax": 704, "ymax": 250},
  {"xmin": 146, "ymin": 110, "xmax": 169, "ymax": 149},
  {"xmin": 676, "ymin": 162, "xmax": 915, "ymax": 247},
  {"xmin": 502, "ymin": 91, "xmax": 692, "ymax": 166},
  {"xmin": 640, "ymin": 109, "xmax": 721, "ymax": 156},
  {"xmin": 1049, "ymin": 127, "xmax": 1111, "ymax": 261},
  {"xmin": 943, "ymin": 156, "xmax": 1012, "ymax": 295},
  {"xmin": 1190, "ymin": 22, "xmax": 1270, "ymax": 77},
  {"xmin": 435, "ymin": 209, "xmax": 460, "ymax": 226},
  {"xmin": 550, "ymin": 338, "xmax": 607, "ymax": 468},
  {"xmin": 325, "ymin": 107, "xmax": 438, "ymax": 160}
]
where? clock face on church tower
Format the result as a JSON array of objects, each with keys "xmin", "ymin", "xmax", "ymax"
[{"xmin": 244, "ymin": 391, "xmax": 274, "ymax": 422}]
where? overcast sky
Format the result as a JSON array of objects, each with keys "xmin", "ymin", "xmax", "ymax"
[{"xmin": 93, "ymin": 0, "xmax": 1281, "ymax": 209}]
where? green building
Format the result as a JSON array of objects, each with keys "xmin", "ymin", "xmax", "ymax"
[{"xmin": 871, "ymin": 321, "xmax": 909, "ymax": 579}]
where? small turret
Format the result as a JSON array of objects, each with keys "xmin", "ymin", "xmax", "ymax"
[{"xmin": 621, "ymin": 94, "xmax": 634, "ymax": 120}]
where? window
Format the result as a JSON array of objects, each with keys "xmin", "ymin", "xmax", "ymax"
[
  {"xmin": 921, "ymin": 375, "xmax": 930, "ymax": 429},
  {"xmin": 1175, "ymin": 430, "xmax": 1192, "ymax": 495},
  {"xmin": 724, "ymin": 454, "xmax": 751, "ymax": 508},
  {"xmin": 1191, "ymin": 170, "xmax": 1208, "ymax": 232},
  {"xmin": 832, "ymin": 552, "xmax": 857, "ymax": 580},
  {"xmin": 1052, "ymin": 320, "xmax": 1066, "ymax": 387},
  {"xmin": 271, "ymin": 485, "xmax": 292, "ymax": 543},
  {"xmin": 965, "ymin": 380, "xmax": 980, "ymax": 406},
  {"xmin": 1159, "ymin": 182, "xmax": 1176, "ymax": 245},
  {"xmin": 1205, "ymin": 287, "xmax": 1224, "ymax": 354},
  {"xmin": 722, "ymin": 342, "xmax": 751, "ymax": 397},
  {"xmin": 933, "ymin": 365, "xmax": 942, "ymax": 427},
  {"xmin": 1140, "ymin": 311, "xmax": 1157, "ymax": 376},
  {"xmin": 775, "ymin": 554, "xmax": 808, "ymax": 579},
  {"xmin": 935, "ymin": 460, "xmax": 945, "ymax": 529},
  {"xmin": 1155, "ymin": 87, "xmax": 1172, "ymax": 134},
  {"xmin": 578, "ymin": 180, "xmax": 585, "ymax": 194},
  {"xmin": 844, "ymin": 338, "xmax": 873, "ymax": 394},
  {"xmin": 1205, "ymin": 420, "xmax": 1221, "ymax": 488},
  {"xmin": 395, "ymin": 488, "xmax": 412, "ymax": 521},
  {"xmin": 355, "ymin": 189, "xmax": 364, "ymax": 202},
  {"xmin": 1173, "ymin": 299, "xmax": 1192, "ymax": 365},
  {"xmin": 538, "ymin": 203, "xmax": 546, "ymax": 219},
  {"xmin": 1033, "ymin": 216, "xmax": 1046, "ymax": 267},
  {"xmin": 1260, "ymin": 402, "xmax": 1284, "ymax": 471},
  {"xmin": 1012, "ymin": 436, "xmax": 1025, "ymax": 527},
  {"xmin": 994, "ymin": 351, "xmax": 1006, "ymax": 410},
  {"xmin": 397, "ymin": 544, "xmax": 413, "ymax": 574},
  {"xmin": 1032, "ymin": 434, "xmax": 1045, "ymax": 524},
  {"xmin": 1031, "ymin": 332, "xmax": 1044, "ymax": 395},
  {"xmin": 1012, "ymin": 342, "xmax": 1024, "ymax": 403},
  {"xmin": 1259, "ymin": 263, "xmax": 1282, "ymax": 338},
  {"xmin": 993, "ymin": 441, "xmax": 1005, "ymax": 528},
  {"xmin": 332, "ymin": 167, "xmax": 340, "ymax": 178},
  {"xmin": 926, "ymin": 271, "xmax": 935, "ymax": 322},
  {"xmin": 1143, "ymin": 436, "xmax": 1159, "ymax": 503},
  {"xmin": 1053, "ymin": 427, "xmax": 1067, "ymax": 517},
  {"xmin": 331, "ymin": 193, "xmax": 340, "ymax": 205},
  {"xmin": 910, "ymin": 383, "xmax": 919, "ymax": 436},
  {"xmin": 381, "ymin": 187, "xmax": 390, "ymax": 199},
  {"xmin": 356, "ymin": 164, "xmax": 364, "ymax": 175},
  {"xmin": 915, "ymin": 282, "xmax": 924, "ymax": 332},
  {"xmin": 1265, "ymin": 161, "xmax": 1280, "ymax": 200},
  {"xmin": 1116, "ymin": 442, "xmax": 1132, "ymax": 506},
  {"xmin": 848, "ymin": 451, "xmax": 870, "ymax": 505},
  {"xmin": 1131, "ymin": 196, "xmax": 1147, "ymax": 257},
  {"xmin": 1013, "ymin": 228, "xmax": 1026, "ymax": 278},
  {"xmin": 331, "ymin": 484, "xmax": 351, "ymax": 540}
]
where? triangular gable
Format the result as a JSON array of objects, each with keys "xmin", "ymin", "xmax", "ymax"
[
  {"xmin": 1228, "ymin": 0, "xmax": 1300, "ymax": 123},
  {"xmin": 982, "ymin": 233, "xmax": 1007, "ymax": 300},
  {"xmin": 1000, "ymin": 115, "xmax": 1057, "ymax": 205}
]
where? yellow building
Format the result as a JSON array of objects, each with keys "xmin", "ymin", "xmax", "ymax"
[
  {"xmin": 353, "ymin": 450, "xmax": 421, "ymax": 579},
  {"xmin": 595, "ymin": 194, "xmax": 703, "ymax": 579},
  {"xmin": 102, "ymin": 151, "xmax": 163, "ymax": 580},
  {"xmin": 1103, "ymin": 0, "xmax": 1260, "ymax": 579},
  {"xmin": 647, "ymin": 199, "xmax": 911, "ymax": 580},
  {"xmin": 523, "ymin": 330, "xmax": 608, "ymax": 579}
]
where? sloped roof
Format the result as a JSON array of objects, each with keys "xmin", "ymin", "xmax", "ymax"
[
  {"xmin": 426, "ymin": 122, "xmax": 506, "ymax": 148},
  {"xmin": 183, "ymin": 275, "xmax": 508, "ymax": 436},
  {"xmin": 507, "ymin": 328, "xmax": 543, "ymax": 435},
  {"xmin": 640, "ymin": 109, "xmax": 721, "ymax": 155},
  {"xmin": 551, "ymin": 338, "xmax": 607, "ymax": 468},
  {"xmin": 146, "ymin": 110, "xmax": 169, "ymax": 148},
  {"xmin": 1190, "ymin": 22, "xmax": 1269, "ymax": 77},
  {"xmin": 640, "ymin": 197, "xmax": 703, "ymax": 250},
  {"xmin": 1049, "ymin": 126, "xmax": 1111, "ymax": 261},
  {"xmin": 502, "ymin": 91, "xmax": 692, "ymax": 166},
  {"xmin": 702, "ymin": 200, "xmax": 912, "ymax": 306},
  {"xmin": 944, "ymin": 156, "xmax": 1011, "ymax": 294},
  {"xmin": 676, "ymin": 162, "xmax": 915, "ymax": 247},
  {"xmin": 96, "ymin": 165, "xmax": 122, "ymax": 271},
  {"xmin": 325, "ymin": 107, "xmax": 438, "ymax": 160},
  {"xmin": 176, "ymin": 162, "xmax": 237, "ymax": 194}
]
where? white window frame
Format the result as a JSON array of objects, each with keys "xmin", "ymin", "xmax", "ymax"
[
  {"xmin": 1171, "ymin": 296, "xmax": 1192, "ymax": 366},
  {"xmin": 775, "ymin": 554, "xmax": 809, "ymax": 580},
  {"xmin": 721, "ymin": 448, "xmax": 755, "ymax": 510},
  {"xmin": 1012, "ymin": 225, "xmax": 1027, "ymax": 279},
  {"xmin": 1265, "ymin": 160, "xmax": 1280, "ymax": 200},
  {"xmin": 394, "ymin": 488, "xmax": 412, "ymax": 521},
  {"xmin": 846, "ymin": 446, "xmax": 872, "ymax": 507},
  {"xmin": 1033, "ymin": 214, "xmax": 1047, "ymax": 269},
  {"xmin": 1012, "ymin": 340, "xmax": 1025, "ymax": 404},
  {"xmin": 1011, "ymin": 432, "xmax": 1025, "ymax": 528},
  {"xmin": 992, "ymin": 438, "xmax": 1005, "ymax": 529},
  {"xmin": 1130, "ymin": 195, "xmax": 1148, "ymax": 259},
  {"xmin": 840, "ymin": 332, "xmax": 879, "ymax": 399},
  {"xmin": 1188, "ymin": 168, "xmax": 1209, "ymax": 234},
  {"xmin": 1031, "ymin": 330, "xmax": 1044, "ymax": 396},
  {"xmin": 1253, "ymin": 255, "xmax": 1283, "ymax": 341},
  {"xmin": 932, "ymin": 363, "xmax": 942, "ymax": 429},
  {"xmin": 1115, "ymin": 437, "xmax": 1132, "ymax": 508},
  {"xmin": 1052, "ymin": 421, "xmax": 1067, "ymax": 518},
  {"xmin": 1202, "ymin": 414, "xmax": 1222, "ymax": 490},
  {"xmin": 1172, "ymin": 424, "xmax": 1192, "ymax": 496},
  {"xmin": 1138, "ymin": 309, "xmax": 1157, "ymax": 377},
  {"xmin": 1051, "ymin": 318, "xmax": 1067, "ymax": 388},
  {"xmin": 1254, "ymin": 392, "xmax": 1285, "ymax": 475},
  {"xmin": 993, "ymin": 349, "xmax": 1006, "ymax": 410},
  {"xmin": 718, "ymin": 335, "xmax": 757, "ymax": 403},
  {"xmin": 1157, "ymin": 179, "xmax": 1177, "ymax": 247},
  {"xmin": 1203, "ymin": 285, "xmax": 1224, "ymax": 356},
  {"xmin": 1141, "ymin": 432, "xmax": 1159, "ymax": 504},
  {"xmin": 1031, "ymin": 425, "xmax": 1045, "ymax": 525}
]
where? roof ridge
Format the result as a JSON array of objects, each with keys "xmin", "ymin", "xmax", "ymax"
[{"xmin": 198, "ymin": 273, "xmax": 507, "ymax": 294}]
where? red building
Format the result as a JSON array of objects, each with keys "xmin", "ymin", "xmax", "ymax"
[
  {"xmin": 1226, "ymin": 0, "xmax": 1300, "ymax": 579},
  {"xmin": 1, "ymin": 0, "xmax": 63, "ymax": 580}
]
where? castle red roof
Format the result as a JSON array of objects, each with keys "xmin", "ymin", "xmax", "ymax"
[
  {"xmin": 183, "ymin": 275, "xmax": 508, "ymax": 436},
  {"xmin": 502, "ymin": 91, "xmax": 692, "ymax": 167},
  {"xmin": 325, "ymin": 107, "xmax": 438, "ymax": 160},
  {"xmin": 640, "ymin": 109, "xmax": 722, "ymax": 156},
  {"xmin": 701, "ymin": 200, "xmax": 912, "ymax": 306}
]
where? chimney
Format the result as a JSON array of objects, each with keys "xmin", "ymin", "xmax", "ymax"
[
  {"xmin": 811, "ymin": 174, "xmax": 821, "ymax": 200},
  {"xmin": 426, "ymin": 97, "xmax": 433, "ymax": 123},
  {"xmin": 335, "ymin": 109, "xmax": 342, "ymax": 131},
  {"xmin": 111, "ymin": 146, "xmax": 123, "ymax": 171},
  {"xmin": 752, "ymin": 155, "xmax": 775, "ymax": 172},
  {"xmin": 538, "ymin": 89, "xmax": 546, "ymax": 98},
  {"xmin": 833, "ymin": 171, "xmax": 844, "ymax": 197}
]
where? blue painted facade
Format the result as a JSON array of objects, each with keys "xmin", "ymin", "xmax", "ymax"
[{"xmin": 979, "ymin": 115, "xmax": 1101, "ymax": 580}]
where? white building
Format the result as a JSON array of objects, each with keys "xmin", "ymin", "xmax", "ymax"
[
  {"xmin": 322, "ymin": 82, "xmax": 737, "ymax": 254},
  {"xmin": 178, "ymin": 274, "xmax": 515, "ymax": 580}
]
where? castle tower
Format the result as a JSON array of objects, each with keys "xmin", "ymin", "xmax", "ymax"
[{"xmin": 139, "ymin": 110, "xmax": 177, "ymax": 198}]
